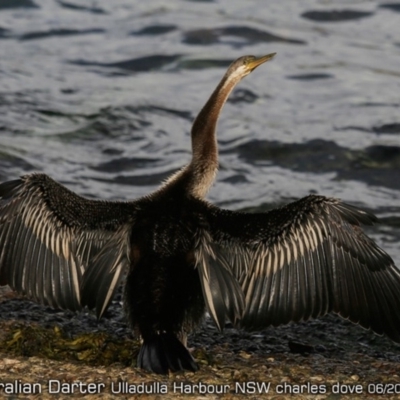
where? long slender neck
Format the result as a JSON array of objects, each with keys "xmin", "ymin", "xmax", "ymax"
[{"xmin": 186, "ymin": 70, "xmax": 243, "ymax": 198}]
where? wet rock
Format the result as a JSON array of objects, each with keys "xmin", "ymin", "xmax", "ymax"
[{"xmin": 289, "ymin": 341, "xmax": 315, "ymax": 354}]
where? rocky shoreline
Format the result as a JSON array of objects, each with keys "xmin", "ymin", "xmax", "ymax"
[{"xmin": 1, "ymin": 286, "xmax": 400, "ymax": 399}]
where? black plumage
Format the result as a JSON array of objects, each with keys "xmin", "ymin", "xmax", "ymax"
[{"xmin": 1, "ymin": 54, "xmax": 400, "ymax": 374}]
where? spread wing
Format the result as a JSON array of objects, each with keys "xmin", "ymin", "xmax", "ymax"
[
  {"xmin": 0, "ymin": 173, "xmax": 134, "ymax": 313},
  {"xmin": 195, "ymin": 195, "xmax": 400, "ymax": 341}
]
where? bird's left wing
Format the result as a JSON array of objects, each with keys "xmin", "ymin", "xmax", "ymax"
[
  {"xmin": 0, "ymin": 173, "xmax": 134, "ymax": 314},
  {"xmin": 194, "ymin": 195, "xmax": 400, "ymax": 341}
]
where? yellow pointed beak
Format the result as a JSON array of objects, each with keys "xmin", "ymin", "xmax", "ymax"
[{"xmin": 248, "ymin": 53, "xmax": 276, "ymax": 71}]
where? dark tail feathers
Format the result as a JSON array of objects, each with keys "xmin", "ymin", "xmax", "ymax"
[{"xmin": 137, "ymin": 332, "xmax": 198, "ymax": 374}]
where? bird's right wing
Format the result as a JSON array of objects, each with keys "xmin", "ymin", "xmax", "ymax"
[
  {"xmin": 194, "ymin": 195, "xmax": 400, "ymax": 341},
  {"xmin": 0, "ymin": 173, "xmax": 135, "ymax": 314}
]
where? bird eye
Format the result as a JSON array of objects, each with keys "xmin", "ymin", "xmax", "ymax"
[{"xmin": 245, "ymin": 56, "xmax": 256, "ymax": 65}]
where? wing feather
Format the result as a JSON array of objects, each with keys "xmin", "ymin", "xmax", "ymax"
[
  {"xmin": 195, "ymin": 194, "xmax": 400, "ymax": 341},
  {"xmin": 0, "ymin": 173, "xmax": 135, "ymax": 313},
  {"xmin": 194, "ymin": 231, "xmax": 244, "ymax": 330},
  {"xmin": 81, "ymin": 225, "xmax": 131, "ymax": 319}
]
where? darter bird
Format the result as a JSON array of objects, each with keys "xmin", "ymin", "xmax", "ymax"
[{"xmin": 1, "ymin": 53, "xmax": 400, "ymax": 374}]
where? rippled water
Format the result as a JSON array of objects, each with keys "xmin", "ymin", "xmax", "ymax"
[{"xmin": 0, "ymin": 0, "xmax": 399, "ymax": 263}]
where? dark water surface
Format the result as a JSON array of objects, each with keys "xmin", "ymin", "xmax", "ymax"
[{"xmin": 0, "ymin": 0, "xmax": 399, "ymax": 269}]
